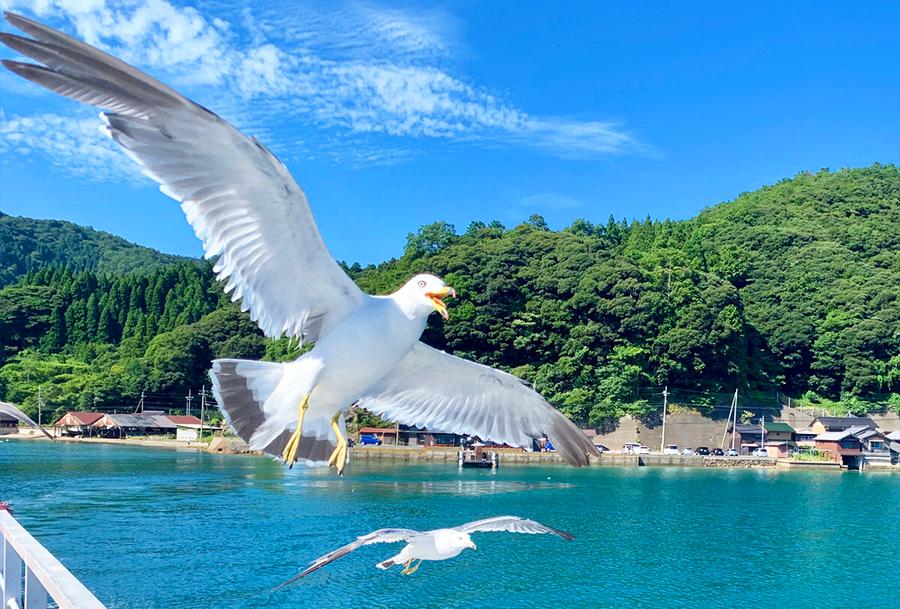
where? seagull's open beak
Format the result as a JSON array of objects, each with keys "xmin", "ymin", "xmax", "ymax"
[{"xmin": 425, "ymin": 286, "xmax": 456, "ymax": 320}]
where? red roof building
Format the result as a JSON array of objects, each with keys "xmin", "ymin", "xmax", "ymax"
[
  {"xmin": 54, "ymin": 412, "xmax": 104, "ymax": 427},
  {"xmin": 165, "ymin": 415, "xmax": 203, "ymax": 426}
]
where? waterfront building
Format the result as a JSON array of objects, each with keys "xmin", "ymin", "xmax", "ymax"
[
  {"xmin": 90, "ymin": 412, "xmax": 177, "ymax": 438},
  {"xmin": 763, "ymin": 422, "xmax": 796, "ymax": 457},
  {"xmin": 808, "ymin": 416, "xmax": 877, "ymax": 435},
  {"xmin": 165, "ymin": 415, "xmax": 205, "ymax": 441},
  {"xmin": 0, "ymin": 412, "xmax": 17, "ymax": 436},
  {"xmin": 812, "ymin": 430, "xmax": 864, "ymax": 467},
  {"xmin": 732, "ymin": 423, "xmax": 764, "ymax": 455},
  {"xmin": 358, "ymin": 426, "xmax": 398, "ymax": 445},
  {"xmin": 53, "ymin": 411, "xmax": 104, "ymax": 437}
]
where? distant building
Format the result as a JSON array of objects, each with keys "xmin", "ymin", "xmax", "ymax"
[
  {"xmin": 850, "ymin": 427, "xmax": 893, "ymax": 467},
  {"xmin": 887, "ymin": 431, "xmax": 900, "ymax": 464},
  {"xmin": 356, "ymin": 425, "xmax": 466, "ymax": 447},
  {"xmin": 358, "ymin": 427, "xmax": 398, "ymax": 445},
  {"xmin": 165, "ymin": 415, "xmax": 204, "ymax": 441},
  {"xmin": 53, "ymin": 411, "xmax": 104, "ymax": 437},
  {"xmin": 763, "ymin": 422, "xmax": 796, "ymax": 458},
  {"xmin": 0, "ymin": 412, "xmax": 18, "ymax": 435},
  {"xmin": 398, "ymin": 425, "xmax": 462, "ymax": 447},
  {"xmin": 733, "ymin": 423, "xmax": 765, "ymax": 455},
  {"xmin": 813, "ymin": 430, "xmax": 864, "ymax": 468},
  {"xmin": 808, "ymin": 416, "xmax": 877, "ymax": 435},
  {"xmin": 854, "ymin": 428, "xmax": 888, "ymax": 452},
  {"xmin": 581, "ymin": 429, "xmax": 609, "ymax": 451},
  {"xmin": 91, "ymin": 412, "xmax": 177, "ymax": 438},
  {"xmin": 794, "ymin": 428, "xmax": 818, "ymax": 449}
]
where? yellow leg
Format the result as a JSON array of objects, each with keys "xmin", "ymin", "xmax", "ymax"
[
  {"xmin": 327, "ymin": 411, "xmax": 348, "ymax": 476},
  {"xmin": 282, "ymin": 394, "xmax": 310, "ymax": 468},
  {"xmin": 400, "ymin": 558, "xmax": 417, "ymax": 575},
  {"xmin": 406, "ymin": 559, "xmax": 422, "ymax": 574}
]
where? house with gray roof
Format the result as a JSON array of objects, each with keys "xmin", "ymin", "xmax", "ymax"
[
  {"xmin": 813, "ymin": 429, "xmax": 864, "ymax": 467},
  {"xmin": 808, "ymin": 416, "xmax": 877, "ymax": 435},
  {"xmin": 91, "ymin": 412, "xmax": 177, "ymax": 438}
]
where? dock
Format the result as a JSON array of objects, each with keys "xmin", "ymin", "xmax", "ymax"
[
  {"xmin": 1, "ymin": 505, "xmax": 107, "ymax": 609},
  {"xmin": 457, "ymin": 445, "xmax": 500, "ymax": 468}
]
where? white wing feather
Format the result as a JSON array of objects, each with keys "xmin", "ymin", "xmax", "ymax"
[
  {"xmin": 357, "ymin": 343, "xmax": 599, "ymax": 466},
  {"xmin": 272, "ymin": 528, "xmax": 422, "ymax": 589},
  {"xmin": 454, "ymin": 516, "xmax": 574, "ymax": 539},
  {"xmin": 1, "ymin": 14, "xmax": 366, "ymax": 341}
]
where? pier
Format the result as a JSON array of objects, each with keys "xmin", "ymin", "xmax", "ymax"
[
  {"xmin": 457, "ymin": 446, "xmax": 500, "ymax": 468},
  {"xmin": 1, "ymin": 507, "xmax": 107, "ymax": 609}
]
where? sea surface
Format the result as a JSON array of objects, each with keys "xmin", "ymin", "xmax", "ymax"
[{"xmin": 1, "ymin": 440, "xmax": 898, "ymax": 609}]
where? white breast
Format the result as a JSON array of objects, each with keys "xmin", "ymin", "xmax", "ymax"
[{"xmin": 306, "ymin": 296, "xmax": 428, "ymax": 409}]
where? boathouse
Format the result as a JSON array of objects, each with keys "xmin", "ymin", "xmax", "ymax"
[
  {"xmin": 90, "ymin": 412, "xmax": 177, "ymax": 438},
  {"xmin": 53, "ymin": 411, "xmax": 104, "ymax": 437},
  {"xmin": 813, "ymin": 430, "xmax": 864, "ymax": 468}
]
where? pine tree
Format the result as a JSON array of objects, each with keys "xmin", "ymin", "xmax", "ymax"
[{"xmin": 86, "ymin": 293, "xmax": 100, "ymax": 338}]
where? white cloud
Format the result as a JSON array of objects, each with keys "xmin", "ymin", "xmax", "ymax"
[
  {"xmin": 4, "ymin": 0, "xmax": 235, "ymax": 85},
  {"xmin": 0, "ymin": 109, "xmax": 145, "ymax": 183},
  {"xmin": 0, "ymin": 0, "xmax": 647, "ymax": 169},
  {"xmin": 236, "ymin": 44, "xmax": 293, "ymax": 97}
]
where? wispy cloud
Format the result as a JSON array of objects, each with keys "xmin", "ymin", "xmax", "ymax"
[
  {"xmin": 0, "ymin": 0, "xmax": 647, "ymax": 175},
  {"xmin": 0, "ymin": 109, "xmax": 145, "ymax": 184}
]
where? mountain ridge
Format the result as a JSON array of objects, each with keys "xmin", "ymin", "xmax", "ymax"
[{"xmin": 0, "ymin": 213, "xmax": 194, "ymax": 288}]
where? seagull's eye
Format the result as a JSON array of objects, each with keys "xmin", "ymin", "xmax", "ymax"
[{"xmin": 418, "ymin": 280, "xmax": 426, "ymax": 288}]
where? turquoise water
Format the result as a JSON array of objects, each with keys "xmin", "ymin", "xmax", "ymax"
[{"xmin": 1, "ymin": 441, "xmax": 898, "ymax": 609}]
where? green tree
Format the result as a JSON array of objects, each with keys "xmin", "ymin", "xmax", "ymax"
[{"xmin": 404, "ymin": 221, "xmax": 457, "ymax": 258}]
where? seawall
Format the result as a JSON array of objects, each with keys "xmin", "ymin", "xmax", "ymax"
[
  {"xmin": 349, "ymin": 447, "xmax": 779, "ymax": 468},
  {"xmin": 591, "ymin": 407, "xmax": 900, "ymax": 452}
]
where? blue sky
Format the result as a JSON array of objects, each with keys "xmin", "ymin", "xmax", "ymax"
[{"xmin": 1, "ymin": 0, "xmax": 898, "ymax": 265}]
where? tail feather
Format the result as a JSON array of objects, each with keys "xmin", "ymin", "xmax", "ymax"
[
  {"xmin": 210, "ymin": 359, "xmax": 339, "ymax": 465},
  {"xmin": 376, "ymin": 559, "xmax": 395, "ymax": 570},
  {"xmin": 211, "ymin": 359, "xmax": 284, "ymax": 441}
]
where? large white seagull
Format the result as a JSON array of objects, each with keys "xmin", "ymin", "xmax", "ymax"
[{"xmin": 1, "ymin": 13, "xmax": 599, "ymax": 474}]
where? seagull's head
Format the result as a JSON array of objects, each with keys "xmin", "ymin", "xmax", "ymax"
[
  {"xmin": 402, "ymin": 274, "xmax": 456, "ymax": 320},
  {"xmin": 456, "ymin": 532, "xmax": 477, "ymax": 551}
]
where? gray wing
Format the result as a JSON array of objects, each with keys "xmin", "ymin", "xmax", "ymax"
[
  {"xmin": 357, "ymin": 342, "xmax": 599, "ymax": 466},
  {"xmin": 0, "ymin": 401, "xmax": 54, "ymax": 441},
  {"xmin": 273, "ymin": 528, "xmax": 421, "ymax": 590},
  {"xmin": 1, "ymin": 13, "xmax": 366, "ymax": 342},
  {"xmin": 454, "ymin": 516, "xmax": 574, "ymax": 540}
]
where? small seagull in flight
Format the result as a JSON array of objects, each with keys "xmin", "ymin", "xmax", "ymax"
[{"xmin": 273, "ymin": 516, "xmax": 574, "ymax": 589}]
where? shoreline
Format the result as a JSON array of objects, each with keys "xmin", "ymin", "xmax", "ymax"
[
  {"xmin": 8, "ymin": 429, "xmax": 892, "ymax": 471},
  {"xmin": 3, "ymin": 429, "xmax": 209, "ymax": 451}
]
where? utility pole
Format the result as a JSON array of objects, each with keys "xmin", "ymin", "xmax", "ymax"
[
  {"xmin": 720, "ymin": 389, "xmax": 738, "ymax": 450},
  {"xmin": 186, "ymin": 389, "xmax": 193, "ymax": 417},
  {"xmin": 731, "ymin": 390, "xmax": 738, "ymax": 451},
  {"xmin": 134, "ymin": 391, "xmax": 145, "ymax": 414},
  {"xmin": 659, "ymin": 386, "xmax": 669, "ymax": 454},
  {"xmin": 759, "ymin": 416, "xmax": 766, "ymax": 455},
  {"xmin": 199, "ymin": 386, "xmax": 206, "ymax": 440},
  {"xmin": 37, "ymin": 386, "xmax": 43, "ymax": 427}
]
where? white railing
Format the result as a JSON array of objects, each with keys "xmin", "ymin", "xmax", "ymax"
[{"xmin": 0, "ymin": 510, "xmax": 107, "ymax": 609}]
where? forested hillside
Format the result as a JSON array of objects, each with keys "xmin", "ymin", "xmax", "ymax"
[
  {"xmin": 1, "ymin": 164, "xmax": 897, "ymax": 425},
  {"xmin": 0, "ymin": 213, "xmax": 191, "ymax": 288}
]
